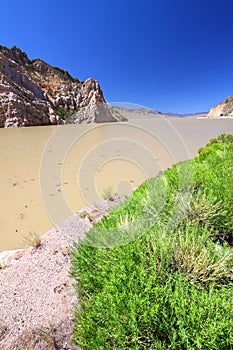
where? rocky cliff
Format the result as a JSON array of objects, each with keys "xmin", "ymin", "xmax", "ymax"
[
  {"xmin": 0, "ymin": 45, "xmax": 126, "ymax": 127},
  {"xmin": 207, "ymin": 94, "xmax": 233, "ymax": 117}
]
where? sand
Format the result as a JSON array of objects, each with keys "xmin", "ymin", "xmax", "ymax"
[{"xmin": 0, "ymin": 198, "xmax": 123, "ymax": 350}]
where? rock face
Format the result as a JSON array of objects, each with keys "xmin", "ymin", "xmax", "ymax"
[
  {"xmin": 0, "ymin": 45, "xmax": 126, "ymax": 127},
  {"xmin": 207, "ymin": 94, "xmax": 233, "ymax": 117}
]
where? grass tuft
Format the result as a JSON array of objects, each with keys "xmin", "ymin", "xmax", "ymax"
[
  {"xmin": 21, "ymin": 231, "xmax": 42, "ymax": 249},
  {"xmin": 101, "ymin": 186, "xmax": 118, "ymax": 201}
]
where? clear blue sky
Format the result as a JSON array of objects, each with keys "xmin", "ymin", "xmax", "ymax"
[{"xmin": 1, "ymin": 0, "xmax": 233, "ymax": 113}]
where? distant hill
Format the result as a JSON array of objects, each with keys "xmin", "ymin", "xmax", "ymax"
[
  {"xmin": 112, "ymin": 105, "xmax": 207, "ymax": 120},
  {"xmin": 207, "ymin": 94, "xmax": 233, "ymax": 117},
  {"xmin": 164, "ymin": 112, "xmax": 207, "ymax": 117},
  {"xmin": 111, "ymin": 106, "xmax": 163, "ymax": 120},
  {"xmin": 0, "ymin": 45, "xmax": 126, "ymax": 127}
]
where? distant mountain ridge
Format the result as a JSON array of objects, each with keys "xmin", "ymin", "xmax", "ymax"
[
  {"xmin": 162, "ymin": 111, "xmax": 208, "ymax": 117},
  {"xmin": 112, "ymin": 105, "xmax": 207, "ymax": 119},
  {"xmin": 0, "ymin": 45, "xmax": 126, "ymax": 127}
]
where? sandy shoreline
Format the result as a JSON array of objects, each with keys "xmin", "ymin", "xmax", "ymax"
[{"xmin": 0, "ymin": 198, "xmax": 123, "ymax": 350}]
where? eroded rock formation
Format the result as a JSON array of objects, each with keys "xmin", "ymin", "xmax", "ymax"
[
  {"xmin": 0, "ymin": 45, "xmax": 126, "ymax": 127},
  {"xmin": 207, "ymin": 94, "xmax": 233, "ymax": 117}
]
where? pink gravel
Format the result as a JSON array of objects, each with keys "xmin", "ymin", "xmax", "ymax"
[{"xmin": 0, "ymin": 198, "xmax": 123, "ymax": 350}]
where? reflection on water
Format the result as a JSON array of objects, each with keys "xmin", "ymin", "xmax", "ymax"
[{"xmin": 0, "ymin": 118, "xmax": 232, "ymax": 251}]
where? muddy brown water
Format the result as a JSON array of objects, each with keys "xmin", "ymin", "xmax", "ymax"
[{"xmin": 0, "ymin": 117, "xmax": 232, "ymax": 251}]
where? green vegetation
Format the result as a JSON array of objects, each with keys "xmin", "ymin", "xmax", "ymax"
[
  {"xmin": 101, "ymin": 186, "xmax": 119, "ymax": 201},
  {"xmin": 52, "ymin": 105, "xmax": 77, "ymax": 121},
  {"xmin": 71, "ymin": 134, "xmax": 233, "ymax": 349}
]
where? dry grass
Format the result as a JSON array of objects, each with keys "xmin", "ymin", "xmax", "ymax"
[
  {"xmin": 187, "ymin": 190, "xmax": 222, "ymax": 226},
  {"xmin": 173, "ymin": 227, "xmax": 232, "ymax": 285},
  {"xmin": 12, "ymin": 320, "xmax": 76, "ymax": 349},
  {"xmin": 12, "ymin": 325, "xmax": 59, "ymax": 350},
  {"xmin": 117, "ymin": 213, "xmax": 135, "ymax": 230},
  {"xmin": 21, "ymin": 231, "xmax": 42, "ymax": 249}
]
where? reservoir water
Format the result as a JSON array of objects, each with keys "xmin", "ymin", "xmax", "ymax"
[{"xmin": 0, "ymin": 117, "xmax": 232, "ymax": 251}]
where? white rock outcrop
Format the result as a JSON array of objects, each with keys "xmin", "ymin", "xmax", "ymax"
[{"xmin": 0, "ymin": 45, "xmax": 126, "ymax": 127}]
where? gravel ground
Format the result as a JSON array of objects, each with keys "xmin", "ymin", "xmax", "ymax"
[{"xmin": 0, "ymin": 198, "xmax": 123, "ymax": 350}]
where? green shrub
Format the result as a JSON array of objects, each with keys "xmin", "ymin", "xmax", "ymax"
[
  {"xmin": 71, "ymin": 134, "xmax": 233, "ymax": 349},
  {"xmin": 192, "ymin": 138, "xmax": 233, "ymax": 242},
  {"xmin": 172, "ymin": 224, "xmax": 232, "ymax": 286}
]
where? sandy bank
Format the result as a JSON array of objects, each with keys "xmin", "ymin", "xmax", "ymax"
[{"xmin": 0, "ymin": 197, "xmax": 123, "ymax": 350}]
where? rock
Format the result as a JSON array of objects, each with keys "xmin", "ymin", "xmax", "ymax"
[
  {"xmin": 0, "ymin": 45, "xmax": 127, "ymax": 127},
  {"xmin": 207, "ymin": 94, "xmax": 233, "ymax": 117},
  {"xmin": 0, "ymin": 248, "xmax": 30, "ymax": 269}
]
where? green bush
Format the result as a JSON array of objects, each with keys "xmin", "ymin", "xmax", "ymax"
[
  {"xmin": 172, "ymin": 224, "xmax": 232, "ymax": 285},
  {"xmin": 192, "ymin": 137, "xmax": 233, "ymax": 242},
  {"xmin": 71, "ymin": 134, "xmax": 233, "ymax": 349}
]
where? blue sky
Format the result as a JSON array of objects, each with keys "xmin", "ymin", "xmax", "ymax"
[{"xmin": 1, "ymin": 0, "xmax": 233, "ymax": 113}]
